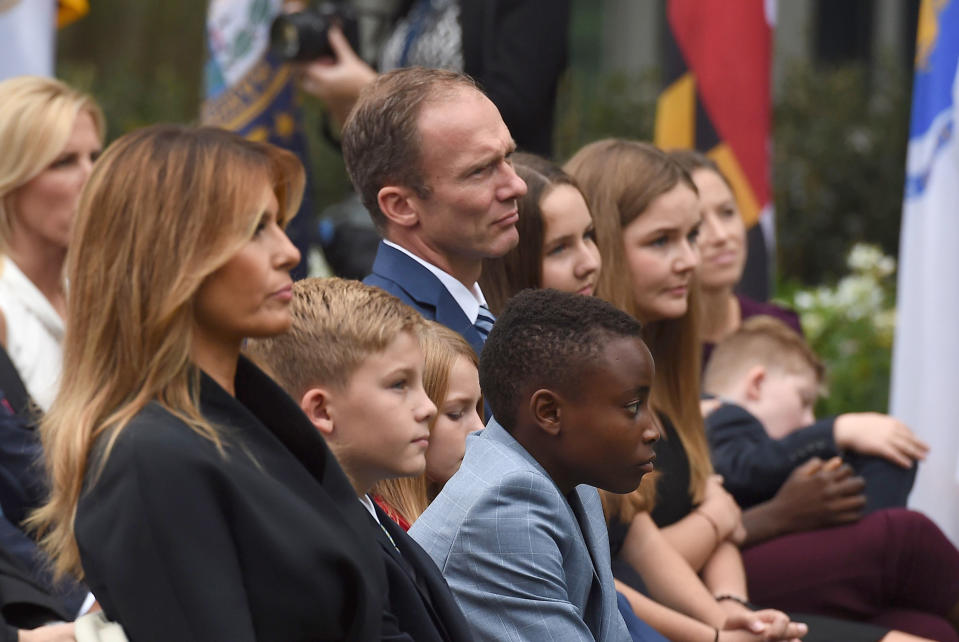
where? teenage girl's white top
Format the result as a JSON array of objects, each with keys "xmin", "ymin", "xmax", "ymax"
[{"xmin": 0, "ymin": 257, "xmax": 64, "ymax": 412}]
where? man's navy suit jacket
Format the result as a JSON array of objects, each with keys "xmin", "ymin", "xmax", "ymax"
[{"xmin": 363, "ymin": 241, "xmax": 485, "ymax": 357}]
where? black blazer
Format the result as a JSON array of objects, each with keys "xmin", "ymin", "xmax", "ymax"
[
  {"xmin": 363, "ymin": 241, "xmax": 485, "ymax": 357},
  {"xmin": 390, "ymin": 0, "xmax": 570, "ymax": 157},
  {"xmin": 705, "ymin": 402, "xmax": 838, "ymax": 509},
  {"xmin": 75, "ymin": 357, "xmax": 387, "ymax": 642},
  {"xmin": 373, "ymin": 503, "xmax": 474, "ymax": 642},
  {"xmin": 459, "ymin": 0, "xmax": 570, "ymax": 158}
]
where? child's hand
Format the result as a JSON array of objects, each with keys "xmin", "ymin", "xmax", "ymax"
[
  {"xmin": 700, "ymin": 397, "xmax": 722, "ymax": 417},
  {"xmin": 773, "ymin": 457, "xmax": 865, "ymax": 532},
  {"xmin": 833, "ymin": 412, "xmax": 929, "ymax": 468}
]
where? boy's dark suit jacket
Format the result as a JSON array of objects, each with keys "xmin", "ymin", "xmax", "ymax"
[
  {"xmin": 706, "ymin": 402, "xmax": 915, "ymax": 514},
  {"xmin": 705, "ymin": 402, "xmax": 839, "ymax": 509},
  {"xmin": 373, "ymin": 503, "xmax": 474, "ymax": 642},
  {"xmin": 75, "ymin": 357, "xmax": 387, "ymax": 642},
  {"xmin": 364, "ymin": 242, "xmax": 485, "ymax": 357}
]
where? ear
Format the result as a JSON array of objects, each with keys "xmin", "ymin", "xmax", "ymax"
[
  {"xmin": 743, "ymin": 365, "xmax": 766, "ymax": 402},
  {"xmin": 300, "ymin": 387, "xmax": 335, "ymax": 437},
  {"xmin": 377, "ymin": 185, "xmax": 421, "ymax": 229},
  {"xmin": 529, "ymin": 389, "xmax": 562, "ymax": 437}
]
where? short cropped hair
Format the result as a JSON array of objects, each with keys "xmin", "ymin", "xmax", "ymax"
[
  {"xmin": 373, "ymin": 321, "xmax": 480, "ymax": 525},
  {"xmin": 245, "ymin": 277, "xmax": 427, "ymax": 399},
  {"xmin": 341, "ymin": 67, "xmax": 479, "ymax": 229},
  {"xmin": 703, "ymin": 315, "xmax": 825, "ymax": 395},
  {"xmin": 480, "ymin": 288, "xmax": 645, "ymax": 430}
]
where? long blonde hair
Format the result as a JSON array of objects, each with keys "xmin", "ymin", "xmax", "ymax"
[
  {"xmin": 30, "ymin": 125, "xmax": 304, "ymax": 579},
  {"xmin": 374, "ymin": 323, "xmax": 480, "ymax": 525},
  {"xmin": 0, "ymin": 76, "xmax": 105, "ymax": 253},
  {"xmin": 566, "ymin": 139, "xmax": 712, "ymax": 511}
]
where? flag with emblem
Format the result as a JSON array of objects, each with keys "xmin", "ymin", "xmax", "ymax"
[
  {"xmin": 0, "ymin": 0, "xmax": 89, "ymax": 81},
  {"xmin": 654, "ymin": 0, "xmax": 774, "ymax": 300},
  {"xmin": 203, "ymin": 0, "xmax": 315, "ymax": 279},
  {"xmin": 891, "ymin": 0, "xmax": 959, "ymax": 546}
]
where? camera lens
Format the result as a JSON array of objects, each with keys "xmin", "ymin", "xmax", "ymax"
[
  {"xmin": 270, "ymin": 18, "xmax": 303, "ymax": 60},
  {"xmin": 269, "ymin": 10, "xmax": 333, "ymax": 62}
]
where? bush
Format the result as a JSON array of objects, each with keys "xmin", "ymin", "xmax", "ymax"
[
  {"xmin": 773, "ymin": 56, "xmax": 909, "ymax": 285},
  {"xmin": 776, "ymin": 243, "xmax": 896, "ymax": 416}
]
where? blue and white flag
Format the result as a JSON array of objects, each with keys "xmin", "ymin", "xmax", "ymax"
[
  {"xmin": 203, "ymin": 0, "xmax": 315, "ymax": 279},
  {"xmin": 0, "ymin": 0, "xmax": 56, "ymax": 81},
  {"xmin": 891, "ymin": 0, "xmax": 959, "ymax": 545}
]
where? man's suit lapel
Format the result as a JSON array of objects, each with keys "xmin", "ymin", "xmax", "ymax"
[
  {"xmin": 373, "ymin": 504, "xmax": 459, "ymax": 641},
  {"xmin": 371, "ymin": 242, "xmax": 485, "ymax": 355}
]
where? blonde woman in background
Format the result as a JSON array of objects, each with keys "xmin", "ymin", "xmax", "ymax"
[{"xmin": 0, "ymin": 76, "xmax": 104, "ymax": 412}]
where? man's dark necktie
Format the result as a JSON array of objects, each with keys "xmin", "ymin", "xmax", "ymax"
[{"xmin": 475, "ymin": 304, "xmax": 495, "ymax": 343}]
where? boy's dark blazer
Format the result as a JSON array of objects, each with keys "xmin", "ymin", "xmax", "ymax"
[
  {"xmin": 363, "ymin": 241, "xmax": 485, "ymax": 356},
  {"xmin": 705, "ymin": 401, "xmax": 838, "ymax": 508},
  {"xmin": 372, "ymin": 503, "xmax": 474, "ymax": 642},
  {"xmin": 75, "ymin": 357, "xmax": 388, "ymax": 642}
]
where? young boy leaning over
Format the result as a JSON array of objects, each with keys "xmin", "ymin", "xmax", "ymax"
[
  {"xmin": 702, "ymin": 315, "xmax": 928, "ymax": 514},
  {"xmin": 245, "ymin": 277, "xmax": 474, "ymax": 642},
  {"xmin": 410, "ymin": 288, "xmax": 661, "ymax": 641}
]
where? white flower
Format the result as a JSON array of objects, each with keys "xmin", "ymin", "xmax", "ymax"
[
  {"xmin": 847, "ymin": 243, "xmax": 884, "ymax": 272},
  {"xmin": 876, "ymin": 255, "xmax": 896, "ymax": 277},
  {"xmin": 836, "ymin": 275, "xmax": 883, "ymax": 318},
  {"xmin": 794, "ymin": 291, "xmax": 815, "ymax": 311}
]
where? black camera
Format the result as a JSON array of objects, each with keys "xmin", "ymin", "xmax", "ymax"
[{"xmin": 269, "ymin": 2, "xmax": 360, "ymax": 62}]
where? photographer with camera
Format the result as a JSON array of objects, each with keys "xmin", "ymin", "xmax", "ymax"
[{"xmin": 279, "ymin": 0, "xmax": 569, "ymax": 158}]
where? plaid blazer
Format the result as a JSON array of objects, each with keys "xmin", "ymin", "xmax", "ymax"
[{"xmin": 410, "ymin": 418, "xmax": 631, "ymax": 641}]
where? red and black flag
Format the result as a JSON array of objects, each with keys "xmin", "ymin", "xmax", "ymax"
[{"xmin": 655, "ymin": 0, "xmax": 774, "ymax": 300}]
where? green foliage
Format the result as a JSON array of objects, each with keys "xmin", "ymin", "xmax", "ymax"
[
  {"xmin": 298, "ymin": 97, "xmax": 356, "ymax": 213},
  {"xmin": 553, "ymin": 69, "xmax": 658, "ymax": 161},
  {"xmin": 773, "ymin": 56, "xmax": 910, "ymax": 284},
  {"xmin": 776, "ymin": 244, "xmax": 897, "ymax": 416},
  {"xmin": 56, "ymin": 0, "xmax": 206, "ymax": 141}
]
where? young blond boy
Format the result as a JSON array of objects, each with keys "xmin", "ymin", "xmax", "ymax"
[
  {"xmin": 702, "ymin": 315, "xmax": 927, "ymax": 513},
  {"xmin": 245, "ymin": 277, "xmax": 474, "ymax": 642}
]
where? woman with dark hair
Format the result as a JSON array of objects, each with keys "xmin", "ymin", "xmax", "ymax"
[
  {"xmin": 568, "ymin": 138, "xmax": 959, "ymax": 642},
  {"xmin": 31, "ymin": 125, "xmax": 386, "ymax": 640}
]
